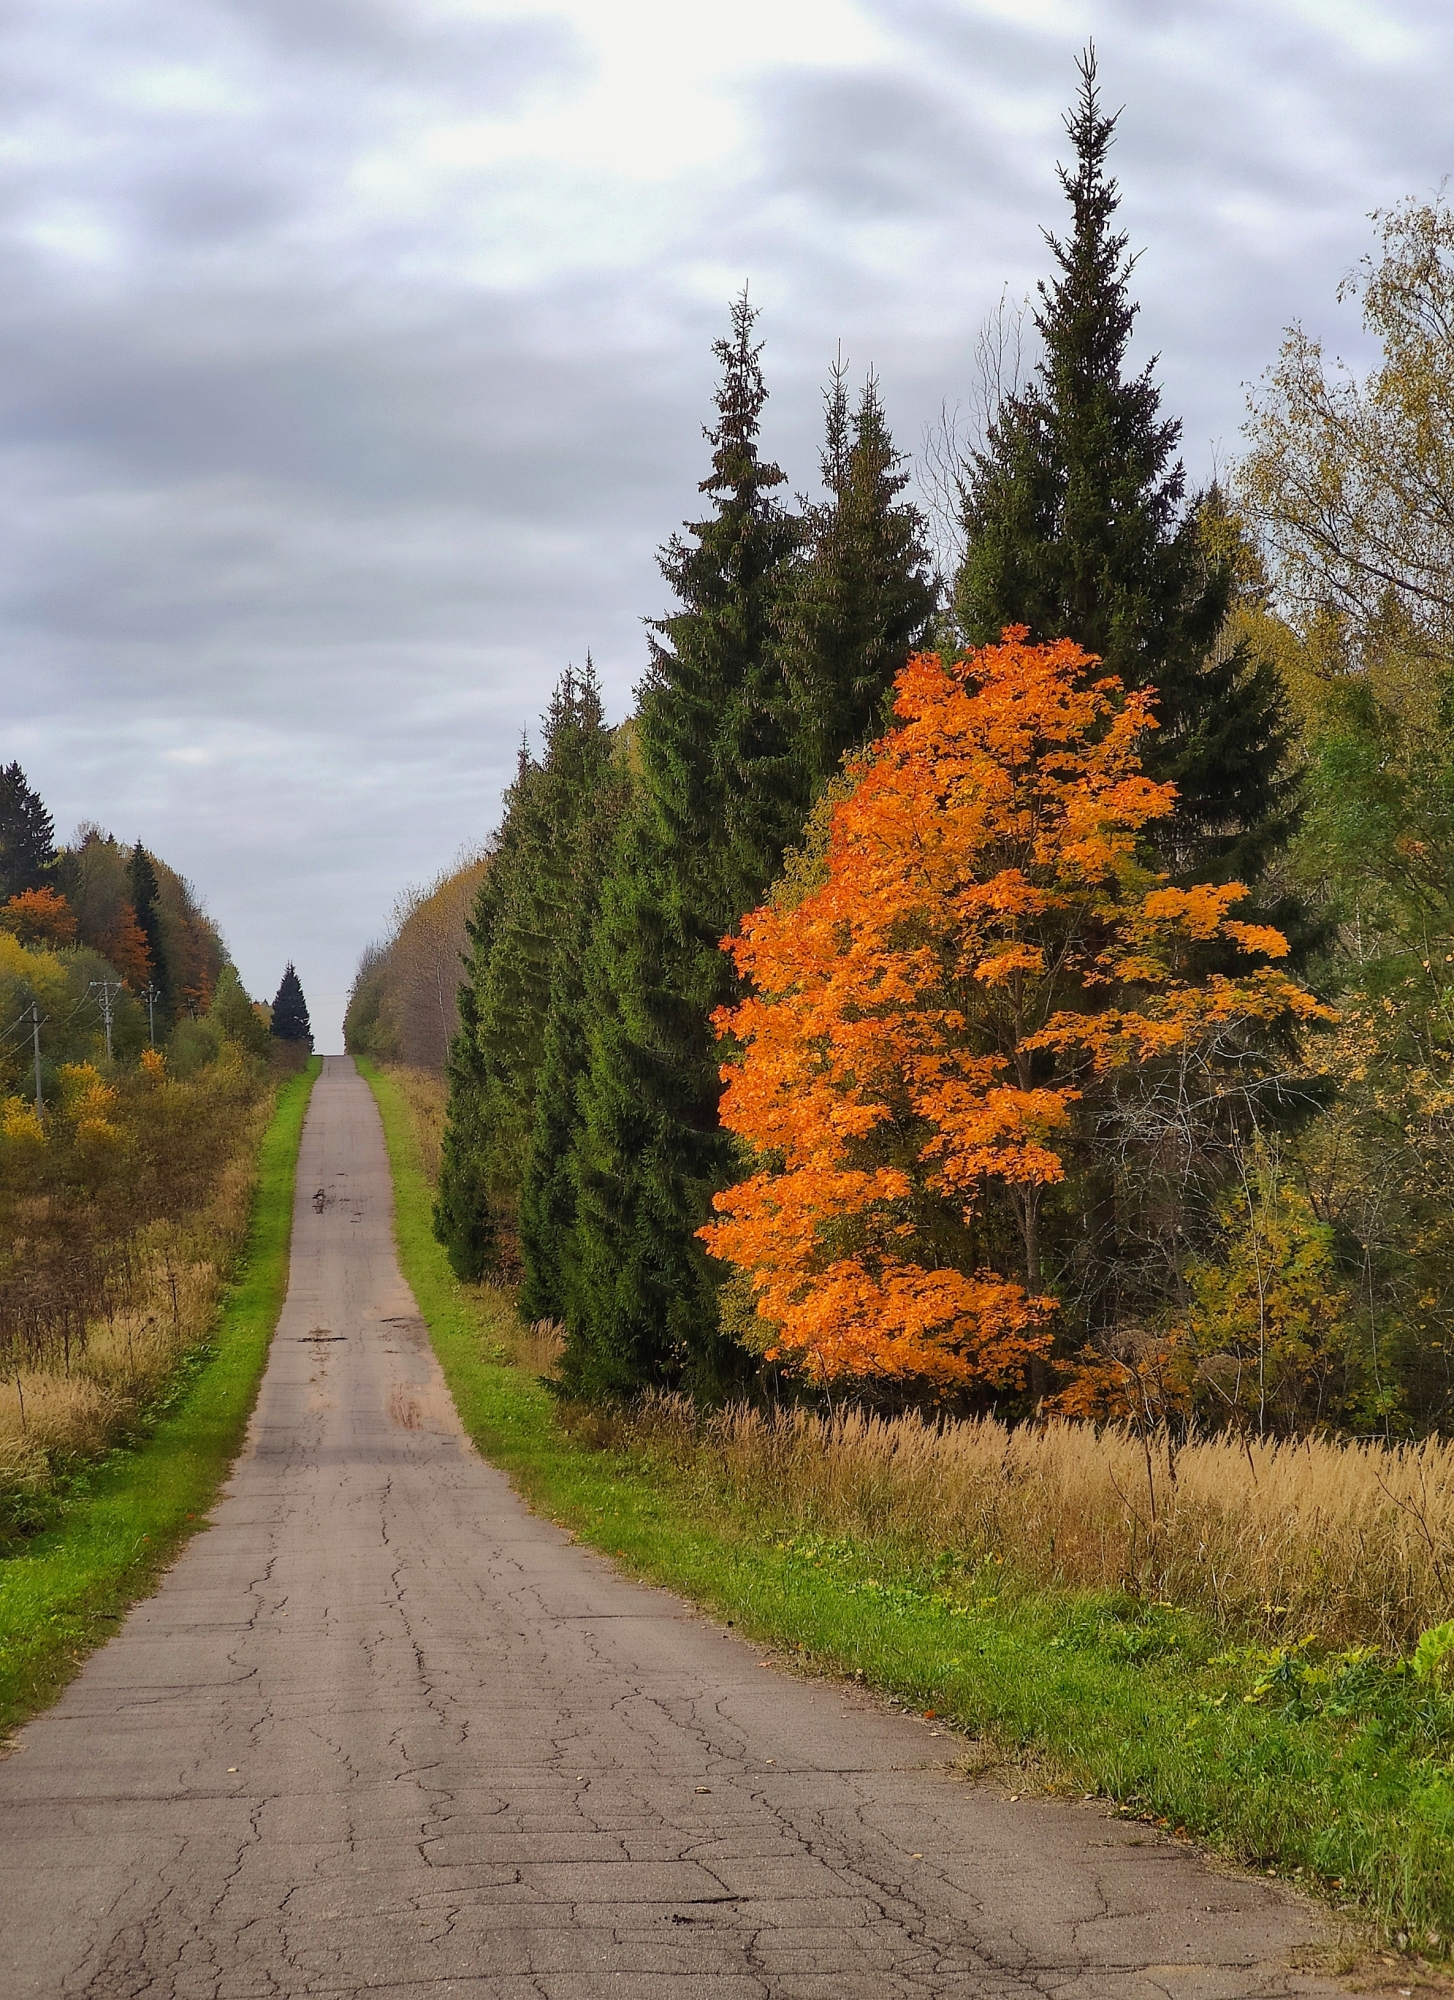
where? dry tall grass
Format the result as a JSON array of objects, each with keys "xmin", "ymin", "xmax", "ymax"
[
  {"xmin": 0, "ymin": 1089, "xmax": 272, "ymax": 1502},
  {"xmin": 382, "ymin": 1072, "xmax": 560, "ymax": 1375},
  {"xmin": 617, "ymin": 1397, "xmax": 1454, "ymax": 1653},
  {"xmin": 389, "ymin": 1066, "xmax": 448, "ymax": 1184},
  {"xmin": 380, "ymin": 1055, "xmax": 1454, "ymax": 1652},
  {"xmin": 510, "ymin": 1316, "xmax": 566, "ymax": 1376}
]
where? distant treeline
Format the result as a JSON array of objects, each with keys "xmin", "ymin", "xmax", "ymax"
[
  {"xmin": 0, "ymin": 768, "xmax": 316, "ymax": 1491},
  {"xmin": 2, "ymin": 774, "xmax": 225, "ymax": 1029},
  {"xmin": 0, "ymin": 763, "xmax": 314, "ymax": 1091},
  {"xmin": 349, "ymin": 55, "xmax": 1454, "ymax": 1438},
  {"xmin": 345, "ymin": 856, "xmax": 489, "ymax": 1073}
]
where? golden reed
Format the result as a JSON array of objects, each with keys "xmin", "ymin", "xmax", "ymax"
[{"xmin": 624, "ymin": 1395, "xmax": 1454, "ymax": 1652}]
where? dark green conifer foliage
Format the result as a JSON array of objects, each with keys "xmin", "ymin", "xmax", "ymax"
[
  {"xmin": 435, "ymin": 741, "xmax": 543, "ymax": 1283},
  {"xmin": 565, "ymin": 804, "xmax": 719, "ymax": 1397},
  {"xmin": 0, "ymin": 762, "xmax": 55, "ymax": 901},
  {"xmin": 435, "ymin": 665, "xmax": 620, "ymax": 1288},
  {"xmin": 563, "ymin": 296, "xmax": 800, "ymax": 1398},
  {"xmin": 469, "ymin": 743, "xmax": 553, "ymax": 1226},
  {"xmin": 434, "ymin": 971, "xmax": 498, "ymax": 1282},
  {"xmin": 270, "ymin": 963, "xmax": 312, "ymax": 1043},
  {"xmin": 517, "ymin": 741, "xmax": 632, "ymax": 1326},
  {"xmin": 128, "ymin": 843, "xmax": 171, "ymax": 1020},
  {"xmin": 953, "ymin": 51, "xmax": 1297, "ymax": 888},
  {"xmin": 781, "ymin": 362, "xmax": 937, "ymax": 798},
  {"xmin": 649, "ymin": 292, "xmax": 802, "ymax": 917}
]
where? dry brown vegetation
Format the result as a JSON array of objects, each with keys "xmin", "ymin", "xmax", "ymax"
[
  {"xmin": 345, "ymin": 855, "xmax": 487, "ymax": 1073},
  {"xmin": 0, "ymin": 1052, "xmax": 276, "ymax": 1510},
  {"xmin": 611, "ymin": 1397, "xmax": 1454, "ymax": 1653},
  {"xmin": 379, "ymin": 1062, "xmax": 563, "ymax": 1374},
  {"xmin": 389, "ymin": 1066, "xmax": 448, "ymax": 1184},
  {"xmin": 510, "ymin": 1316, "xmax": 566, "ymax": 1376},
  {"xmin": 382, "ymin": 1058, "xmax": 1454, "ymax": 1652}
]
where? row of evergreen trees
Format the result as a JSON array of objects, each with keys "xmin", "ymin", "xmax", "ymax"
[{"xmin": 430, "ymin": 56, "xmax": 1294, "ymax": 1401}]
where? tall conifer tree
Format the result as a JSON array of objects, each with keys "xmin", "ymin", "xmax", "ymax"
[
  {"xmin": 648, "ymin": 292, "xmax": 802, "ymax": 920},
  {"xmin": 563, "ymin": 296, "xmax": 800, "ymax": 1397},
  {"xmin": 435, "ymin": 666, "xmax": 619, "ymax": 1284},
  {"xmin": 129, "ymin": 843, "xmax": 171, "ymax": 1020},
  {"xmin": 0, "ymin": 762, "xmax": 55, "ymax": 901},
  {"xmin": 434, "ymin": 976, "xmax": 498, "ymax": 1279},
  {"xmin": 780, "ymin": 363, "xmax": 937, "ymax": 799},
  {"xmin": 270, "ymin": 964, "xmax": 312, "ymax": 1043},
  {"xmin": 954, "ymin": 50, "xmax": 1296, "ymax": 888},
  {"xmin": 434, "ymin": 754, "xmax": 527, "ymax": 1282},
  {"xmin": 517, "ymin": 726, "xmax": 632, "ymax": 1326}
]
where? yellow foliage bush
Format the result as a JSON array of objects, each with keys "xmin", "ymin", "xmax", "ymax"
[
  {"xmin": 0, "ymin": 1049, "xmax": 275, "ymax": 1507},
  {"xmin": 0, "ymin": 1098, "xmax": 44, "ymax": 1152}
]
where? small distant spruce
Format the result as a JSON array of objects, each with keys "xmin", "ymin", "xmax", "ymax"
[{"xmin": 271, "ymin": 963, "xmax": 313, "ymax": 1045}]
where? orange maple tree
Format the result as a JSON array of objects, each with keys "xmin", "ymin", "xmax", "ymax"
[
  {"xmin": 700, "ymin": 631, "xmax": 1329, "ymax": 1392},
  {"xmin": 0, "ymin": 886, "xmax": 77, "ymax": 947}
]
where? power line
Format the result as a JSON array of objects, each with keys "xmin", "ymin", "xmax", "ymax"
[
  {"xmin": 30, "ymin": 1004, "xmax": 43, "ymax": 1114},
  {"xmin": 0, "ymin": 977, "xmax": 138, "ymax": 1075},
  {"xmin": 0, "ymin": 1006, "xmax": 41, "ymax": 1061},
  {"xmin": 89, "ymin": 980, "xmax": 122, "ymax": 1064},
  {"xmin": 0, "ymin": 1004, "xmax": 36, "ymax": 1044}
]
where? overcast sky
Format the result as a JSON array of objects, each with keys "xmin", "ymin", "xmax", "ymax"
[{"xmin": 2, "ymin": 0, "xmax": 1450, "ymax": 1049}]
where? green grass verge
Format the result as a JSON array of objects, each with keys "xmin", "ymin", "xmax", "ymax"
[
  {"xmin": 361, "ymin": 1055, "xmax": 1454, "ymax": 1959},
  {"xmin": 0, "ymin": 1057, "xmax": 321, "ymax": 1736}
]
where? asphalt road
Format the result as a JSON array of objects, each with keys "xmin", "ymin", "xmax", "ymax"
[{"xmin": 0, "ymin": 1055, "xmax": 1350, "ymax": 1998}]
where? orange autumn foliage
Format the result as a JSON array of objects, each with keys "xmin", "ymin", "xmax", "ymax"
[
  {"xmin": 99, "ymin": 901, "xmax": 152, "ymax": 990},
  {"xmin": 701, "ymin": 632, "xmax": 1330, "ymax": 1393},
  {"xmin": 1048, "ymin": 1336, "xmax": 1194, "ymax": 1427},
  {"xmin": 0, "ymin": 886, "xmax": 77, "ymax": 947}
]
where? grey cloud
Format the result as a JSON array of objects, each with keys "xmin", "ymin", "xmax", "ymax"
[
  {"xmin": 745, "ymin": 68, "xmax": 1015, "ymax": 223},
  {"xmin": 737, "ymin": 0, "xmax": 1454, "ymax": 485},
  {"xmin": 228, "ymin": 0, "xmax": 587, "ymax": 105},
  {"xmin": 3, "ymin": 0, "xmax": 1453, "ymax": 1039},
  {"xmin": 139, "ymin": 171, "xmax": 298, "ymax": 251}
]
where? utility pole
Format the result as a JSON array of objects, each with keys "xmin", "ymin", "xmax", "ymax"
[
  {"xmin": 89, "ymin": 978, "xmax": 121, "ymax": 1063},
  {"xmin": 142, "ymin": 982, "xmax": 159, "ymax": 1048},
  {"xmin": 30, "ymin": 1003, "xmax": 43, "ymax": 1114}
]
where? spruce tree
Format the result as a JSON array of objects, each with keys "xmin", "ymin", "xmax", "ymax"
[
  {"xmin": 128, "ymin": 843, "xmax": 171, "ymax": 1020},
  {"xmin": 0, "ymin": 762, "xmax": 55, "ymax": 901},
  {"xmin": 434, "ymin": 665, "xmax": 620, "ymax": 1286},
  {"xmin": 566, "ymin": 804, "xmax": 712, "ymax": 1395},
  {"xmin": 649, "ymin": 292, "xmax": 803, "ymax": 919},
  {"xmin": 435, "ymin": 741, "xmax": 542, "ymax": 1282},
  {"xmin": 270, "ymin": 963, "xmax": 312, "ymax": 1043},
  {"xmin": 563, "ymin": 296, "xmax": 800, "ymax": 1397},
  {"xmin": 434, "ymin": 972, "xmax": 498, "ymax": 1280},
  {"xmin": 517, "ymin": 741, "xmax": 632, "ymax": 1325},
  {"xmin": 467, "ymin": 745, "xmax": 554, "ymax": 1221},
  {"xmin": 954, "ymin": 50, "xmax": 1297, "ymax": 888},
  {"xmin": 780, "ymin": 363, "xmax": 938, "ymax": 799}
]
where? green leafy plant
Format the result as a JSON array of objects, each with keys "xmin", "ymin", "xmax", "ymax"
[{"xmin": 1414, "ymin": 1621, "xmax": 1454, "ymax": 1690}]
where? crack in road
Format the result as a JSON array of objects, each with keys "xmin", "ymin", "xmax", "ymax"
[{"xmin": 0, "ymin": 1059, "xmax": 1359, "ymax": 1998}]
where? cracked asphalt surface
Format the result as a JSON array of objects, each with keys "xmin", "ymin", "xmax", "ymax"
[{"xmin": 0, "ymin": 1056, "xmax": 1351, "ymax": 1998}]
